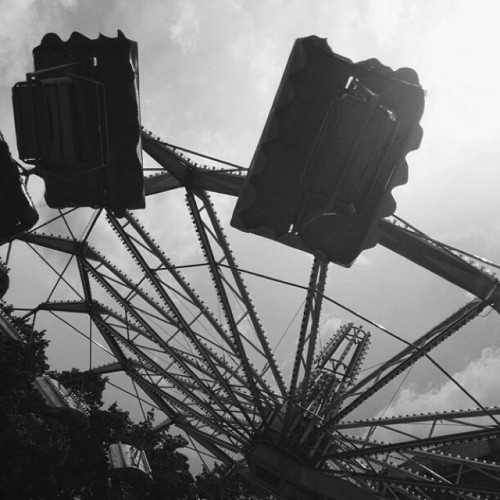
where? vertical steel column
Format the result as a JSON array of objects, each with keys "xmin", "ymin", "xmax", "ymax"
[{"xmin": 281, "ymin": 257, "xmax": 328, "ymax": 441}]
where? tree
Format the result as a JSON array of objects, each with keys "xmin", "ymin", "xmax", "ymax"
[
  {"xmin": 196, "ymin": 463, "xmax": 270, "ymax": 500},
  {"xmin": 124, "ymin": 412, "xmax": 196, "ymax": 500},
  {"xmin": 48, "ymin": 369, "xmax": 196, "ymax": 499},
  {"xmin": 51, "ymin": 367, "xmax": 107, "ymax": 412},
  {"xmin": 0, "ymin": 304, "xmax": 263, "ymax": 499},
  {"xmin": 0, "ymin": 305, "xmax": 87, "ymax": 499},
  {"xmin": 0, "ymin": 303, "xmax": 196, "ymax": 499}
]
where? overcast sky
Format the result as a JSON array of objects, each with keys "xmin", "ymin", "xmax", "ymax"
[{"xmin": 1, "ymin": 0, "xmax": 500, "ymax": 442}]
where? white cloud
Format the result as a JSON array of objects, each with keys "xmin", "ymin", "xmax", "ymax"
[
  {"xmin": 0, "ymin": 0, "xmax": 37, "ymax": 85},
  {"xmin": 0, "ymin": 0, "xmax": 80, "ymax": 88},
  {"xmin": 372, "ymin": 347, "xmax": 500, "ymax": 441},
  {"xmin": 440, "ymin": 224, "xmax": 500, "ymax": 268},
  {"xmin": 320, "ymin": 315, "xmax": 342, "ymax": 344},
  {"xmin": 353, "ymin": 253, "xmax": 372, "ymax": 267},
  {"xmin": 169, "ymin": 0, "xmax": 201, "ymax": 55},
  {"xmin": 366, "ymin": 0, "xmax": 403, "ymax": 42},
  {"xmin": 249, "ymin": 37, "xmax": 282, "ymax": 97},
  {"xmin": 420, "ymin": 1, "xmax": 500, "ymax": 146},
  {"xmin": 213, "ymin": 0, "xmax": 243, "ymax": 10}
]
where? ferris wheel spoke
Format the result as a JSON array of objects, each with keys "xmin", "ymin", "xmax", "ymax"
[
  {"xmin": 132, "ymin": 373, "xmax": 239, "ymax": 465},
  {"xmin": 411, "ymin": 449, "xmax": 500, "ymax": 478},
  {"xmin": 129, "ymin": 370, "xmax": 250, "ymax": 444},
  {"xmin": 337, "ymin": 469, "xmax": 500, "ymax": 498},
  {"xmin": 132, "ymin": 353, "xmax": 257, "ymax": 433},
  {"xmin": 106, "ymin": 211, "xmax": 260, "ymax": 430},
  {"xmin": 92, "ymin": 314, "xmax": 258, "ymax": 435},
  {"xmin": 165, "ymin": 342, "xmax": 264, "ymax": 407},
  {"xmin": 369, "ymin": 451, "xmax": 450, "ymax": 483},
  {"xmin": 83, "ymin": 259, "xmax": 181, "ymax": 336},
  {"xmin": 91, "ymin": 318, "xmax": 239, "ymax": 422},
  {"xmin": 84, "ymin": 298, "xmax": 263, "ymax": 413},
  {"xmin": 19, "ymin": 232, "xmax": 181, "ymax": 331},
  {"xmin": 329, "ymin": 426, "xmax": 500, "ymax": 462},
  {"xmin": 86, "ymin": 253, "xmax": 185, "ymax": 329},
  {"xmin": 328, "ymin": 450, "xmax": 490, "ymax": 499},
  {"xmin": 335, "ymin": 458, "xmax": 446, "ymax": 500},
  {"xmin": 337, "ymin": 406, "xmax": 500, "ymax": 435},
  {"xmin": 130, "ymin": 373, "xmax": 225, "ymax": 430},
  {"xmin": 77, "ymin": 258, "xmax": 94, "ymax": 304},
  {"xmin": 120, "ymin": 211, "xmax": 237, "ymax": 350},
  {"xmin": 197, "ymin": 190, "xmax": 286, "ymax": 396},
  {"xmin": 92, "ymin": 209, "xmax": 275, "ymax": 410},
  {"xmin": 297, "ymin": 258, "xmax": 329, "ymax": 406},
  {"xmin": 186, "ymin": 191, "xmax": 269, "ymax": 420},
  {"xmin": 281, "ymin": 257, "xmax": 328, "ymax": 441}
]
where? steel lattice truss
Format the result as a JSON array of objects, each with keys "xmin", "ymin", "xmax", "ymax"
[{"xmin": 4, "ymin": 130, "xmax": 500, "ymax": 500}]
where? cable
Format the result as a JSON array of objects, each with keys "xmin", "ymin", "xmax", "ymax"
[
  {"xmin": 26, "ymin": 207, "xmax": 79, "ymax": 234},
  {"xmin": 27, "ymin": 243, "xmax": 84, "ymax": 300}
]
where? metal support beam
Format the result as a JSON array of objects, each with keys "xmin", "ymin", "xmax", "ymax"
[
  {"xmin": 197, "ymin": 190, "xmax": 286, "ymax": 398},
  {"xmin": 107, "ymin": 210, "xmax": 258, "ymax": 430},
  {"xmin": 281, "ymin": 258, "xmax": 328, "ymax": 441},
  {"xmin": 327, "ymin": 427, "xmax": 500, "ymax": 461},
  {"xmin": 142, "ymin": 132, "xmax": 245, "ymax": 196},
  {"xmin": 378, "ymin": 218, "xmax": 500, "ymax": 311},
  {"xmin": 336, "ymin": 405, "xmax": 500, "ymax": 430}
]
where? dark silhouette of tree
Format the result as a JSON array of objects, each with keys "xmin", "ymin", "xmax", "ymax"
[
  {"xmin": 0, "ymin": 305, "xmax": 196, "ymax": 499},
  {"xmin": 123, "ymin": 412, "xmax": 196, "ymax": 500},
  {"xmin": 0, "ymin": 304, "xmax": 262, "ymax": 499},
  {"xmin": 196, "ymin": 463, "xmax": 270, "ymax": 500},
  {"xmin": 45, "ymin": 370, "xmax": 196, "ymax": 499},
  {"xmin": 51, "ymin": 367, "xmax": 107, "ymax": 412},
  {"xmin": 0, "ymin": 306, "xmax": 85, "ymax": 498}
]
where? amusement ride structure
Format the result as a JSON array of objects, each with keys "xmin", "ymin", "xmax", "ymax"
[{"xmin": 1, "ymin": 31, "xmax": 500, "ymax": 499}]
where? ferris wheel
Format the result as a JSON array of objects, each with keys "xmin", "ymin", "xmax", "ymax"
[{"xmin": 2, "ymin": 32, "xmax": 500, "ymax": 500}]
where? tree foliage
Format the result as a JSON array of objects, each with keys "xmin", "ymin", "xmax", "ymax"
[
  {"xmin": 0, "ymin": 305, "xmax": 262, "ymax": 499},
  {"xmin": 196, "ymin": 463, "xmax": 270, "ymax": 500}
]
